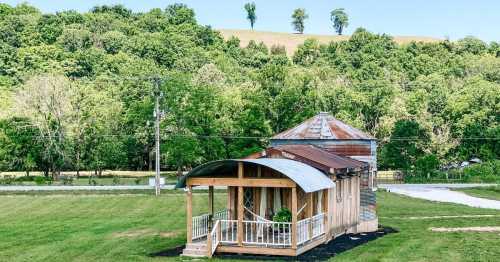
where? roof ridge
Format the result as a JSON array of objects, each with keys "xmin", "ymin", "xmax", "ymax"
[{"xmin": 271, "ymin": 112, "xmax": 375, "ymax": 140}]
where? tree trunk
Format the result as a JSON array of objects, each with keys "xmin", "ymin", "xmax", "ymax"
[
  {"xmin": 26, "ymin": 170, "xmax": 30, "ymax": 177},
  {"xmin": 148, "ymin": 149, "xmax": 153, "ymax": 171},
  {"xmin": 177, "ymin": 166, "xmax": 183, "ymax": 180},
  {"xmin": 76, "ymin": 151, "xmax": 80, "ymax": 179}
]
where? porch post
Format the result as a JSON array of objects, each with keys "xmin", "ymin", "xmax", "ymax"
[
  {"xmin": 208, "ymin": 185, "xmax": 214, "ymax": 231},
  {"xmin": 237, "ymin": 162, "xmax": 244, "ymax": 246},
  {"xmin": 291, "ymin": 186, "xmax": 298, "ymax": 250},
  {"xmin": 307, "ymin": 193, "xmax": 314, "ymax": 240},
  {"xmin": 324, "ymin": 189, "xmax": 331, "ymax": 240},
  {"xmin": 186, "ymin": 185, "xmax": 193, "ymax": 244}
]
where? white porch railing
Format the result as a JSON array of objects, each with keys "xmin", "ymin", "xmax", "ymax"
[
  {"xmin": 220, "ymin": 220, "xmax": 238, "ymax": 244},
  {"xmin": 243, "ymin": 220, "xmax": 292, "ymax": 247},
  {"xmin": 192, "ymin": 213, "xmax": 209, "ymax": 240},
  {"xmin": 311, "ymin": 213, "xmax": 325, "ymax": 238},
  {"xmin": 297, "ymin": 218, "xmax": 310, "ymax": 245},
  {"xmin": 195, "ymin": 212, "xmax": 326, "ymax": 248},
  {"xmin": 214, "ymin": 209, "xmax": 229, "ymax": 221},
  {"xmin": 192, "ymin": 209, "xmax": 229, "ymax": 241},
  {"xmin": 207, "ymin": 220, "xmax": 220, "ymax": 257},
  {"xmin": 297, "ymin": 213, "xmax": 325, "ymax": 245}
]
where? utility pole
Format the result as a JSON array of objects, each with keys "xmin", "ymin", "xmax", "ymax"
[{"xmin": 154, "ymin": 78, "xmax": 163, "ymax": 196}]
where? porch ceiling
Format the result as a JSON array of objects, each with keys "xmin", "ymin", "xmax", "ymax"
[{"xmin": 176, "ymin": 158, "xmax": 335, "ymax": 193}]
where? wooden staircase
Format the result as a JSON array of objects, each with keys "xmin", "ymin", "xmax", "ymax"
[{"xmin": 181, "ymin": 242, "xmax": 208, "ymax": 257}]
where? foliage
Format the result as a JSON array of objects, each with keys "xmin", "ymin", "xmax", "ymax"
[
  {"xmin": 0, "ymin": 3, "xmax": 498, "ymax": 176},
  {"xmin": 291, "ymin": 8, "xmax": 308, "ymax": 34},
  {"xmin": 330, "ymin": 8, "xmax": 349, "ymax": 35},
  {"xmin": 380, "ymin": 120, "xmax": 429, "ymax": 171},
  {"xmin": 244, "ymin": 2, "xmax": 256, "ymax": 30},
  {"xmin": 463, "ymin": 160, "xmax": 500, "ymax": 183},
  {"xmin": 273, "ymin": 207, "xmax": 292, "ymax": 222}
]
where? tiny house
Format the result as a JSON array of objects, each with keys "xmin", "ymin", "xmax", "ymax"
[{"xmin": 176, "ymin": 112, "xmax": 378, "ymax": 257}]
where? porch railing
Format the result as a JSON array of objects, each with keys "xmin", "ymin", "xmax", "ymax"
[
  {"xmin": 297, "ymin": 213, "xmax": 325, "ymax": 245},
  {"xmin": 220, "ymin": 220, "xmax": 238, "ymax": 244},
  {"xmin": 207, "ymin": 220, "xmax": 220, "ymax": 257},
  {"xmin": 192, "ymin": 209, "xmax": 229, "ymax": 240},
  {"xmin": 192, "ymin": 213, "xmax": 210, "ymax": 240},
  {"xmin": 243, "ymin": 220, "xmax": 292, "ymax": 247},
  {"xmin": 194, "ymin": 212, "xmax": 326, "ymax": 247}
]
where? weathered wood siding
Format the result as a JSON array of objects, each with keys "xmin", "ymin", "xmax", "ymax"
[{"xmin": 329, "ymin": 176, "xmax": 360, "ymax": 237}]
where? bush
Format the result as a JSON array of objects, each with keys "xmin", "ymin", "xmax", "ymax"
[
  {"xmin": 112, "ymin": 176, "xmax": 120, "ymax": 185},
  {"xmin": 463, "ymin": 160, "xmax": 500, "ymax": 183},
  {"xmin": 414, "ymin": 154, "xmax": 440, "ymax": 179},
  {"xmin": 1, "ymin": 175, "xmax": 15, "ymax": 185},
  {"xmin": 88, "ymin": 176, "xmax": 97, "ymax": 186},
  {"xmin": 134, "ymin": 177, "xmax": 142, "ymax": 185},
  {"xmin": 34, "ymin": 176, "xmax": 46, "ymax": 185}
]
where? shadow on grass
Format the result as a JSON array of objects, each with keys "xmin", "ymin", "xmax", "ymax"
[{"xmin": 150, "ymin": 226, "xmax": 398, "ymax": 261}]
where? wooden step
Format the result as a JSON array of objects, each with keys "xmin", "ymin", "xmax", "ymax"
[{"xmin": 182, "ymin": 243, "xmax": 208, "ymax": 257}]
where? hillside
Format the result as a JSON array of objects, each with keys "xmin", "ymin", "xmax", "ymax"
[{"xmin": 219, "ymin": 29, "xmax": 443, "ymax": 56}]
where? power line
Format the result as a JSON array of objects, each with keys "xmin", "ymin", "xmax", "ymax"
[{"xmin": 4, "ymin": 132, "xmax": 500, "ymax": 141}]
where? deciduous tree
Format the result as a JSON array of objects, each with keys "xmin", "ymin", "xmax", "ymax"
[{"xmin": 291, "ymin": 8, "xmax": 308, "ymax": 34}]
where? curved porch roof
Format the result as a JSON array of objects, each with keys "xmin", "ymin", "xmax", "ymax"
[{"xmin": 176, "ymin": 158, "xmax": 335, "ymax": 193}]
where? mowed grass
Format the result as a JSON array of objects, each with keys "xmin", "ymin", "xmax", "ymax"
[
  {"xmin": 454, "ymin": 186, "xmax": 500, "ymax": 201},
  {"xmin": 1, "ymin": 191, "xmax": 499, "ymax": 262},
  {"xmin": 218, "ymin": 29, "xmax": 443, "ymax": 56}
]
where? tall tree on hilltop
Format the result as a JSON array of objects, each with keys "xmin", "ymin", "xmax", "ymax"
[
  {"xmin": 291, "ymin": 8, "xmax": 308, "ymax": 34},
  {"xmin": 244, "ymin": 2, "xmax": 256, "ymax": 30},
  {"xmin": 330, "ymin": 8, "xmax": 349, "ymax": 35}
]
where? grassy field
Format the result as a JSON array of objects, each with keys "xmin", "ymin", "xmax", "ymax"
[
  {"xmin": 219, "ymin": 29, "xmax": 443, "ymax": 56},
  {"xmin": 0, "ymin": 191, "xmax": 499, "ymax": 262},
  {"xmin": 455, "ymin": 186, "xmax": 500, "ymax": 201}
]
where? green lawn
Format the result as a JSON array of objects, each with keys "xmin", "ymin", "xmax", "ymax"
[
  {"xmin": 0, "ymin": 191, "xmax": 499, "ymax": 262},
  {"xmin": 454, "ymin": 186, "xmax": 500, "ymax": 201}
]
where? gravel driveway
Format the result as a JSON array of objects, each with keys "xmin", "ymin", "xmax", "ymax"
[{"xmin": 379, "ymin": 184, "xmax": 500, "ymax": 210}]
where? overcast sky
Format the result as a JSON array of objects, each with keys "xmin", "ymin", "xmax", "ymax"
[{"xmin": 3, "ymin": 0, "xmax": 498, "ymax": 42}]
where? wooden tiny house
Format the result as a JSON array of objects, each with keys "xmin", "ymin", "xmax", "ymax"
[{"xmin": 176, "ymin": 112, "xmax": 378, "ymax": 257}]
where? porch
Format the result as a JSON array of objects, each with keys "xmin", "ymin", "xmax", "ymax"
[{"xmin": 187, "ymin": 209, "xmax": 327, "ymax": 257}]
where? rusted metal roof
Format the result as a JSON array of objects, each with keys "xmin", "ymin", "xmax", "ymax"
[
  {"xmin": 271, "ymin": 112, "xmax": 375, "ymax": 140},
  {"xmin": 269, "ymin": 145, "xmax": 368, "ymax": 173}
]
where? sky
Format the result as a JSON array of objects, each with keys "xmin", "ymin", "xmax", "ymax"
[{"xmin": 2, "ymin": 0, "xmax": 499, "ymax": 42}]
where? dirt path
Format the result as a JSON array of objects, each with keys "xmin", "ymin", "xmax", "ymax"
[{"xmin": 379, "ymin": 184, "xmax": 500, "ymax": 210}]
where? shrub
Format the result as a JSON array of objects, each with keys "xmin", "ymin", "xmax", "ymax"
[
  {"xmin": 463, "ymin": 160, "xmax": 500, "ymax": 183},
  {"xmin": 134, "ymin": 177, "xmax": 142, "ymax": 185},
  {"xmin": 34, "ymin": 176, "xmax": 46, "ymax": 185},
  {"xmin": 88, "ymin": 177, "xmax": 97, "ymax": 186},
  {"xmin": 1, "ymin": 175, "xmax": 14, "ymax": 185},
  {"xmin": 112, "ymin": 176, "xmax": 120, "ymax": 185}
]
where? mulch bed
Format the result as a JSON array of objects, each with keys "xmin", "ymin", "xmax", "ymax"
[{"xmin": 151, "ymin": 226, "xmax": 398, "ymax": 261}]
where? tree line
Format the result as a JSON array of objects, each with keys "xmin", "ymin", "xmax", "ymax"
[{"xmin": 0, "ymin": 3, "xmax": 498, "ymax": 179}]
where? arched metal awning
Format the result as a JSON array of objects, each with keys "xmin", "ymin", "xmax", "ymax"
[{"xmin": 176, "ymin": 158, "xmax": 335, "ymax": 193}]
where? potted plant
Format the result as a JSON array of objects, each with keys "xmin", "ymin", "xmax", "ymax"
[{"xmin": 272, "ymin": 208, "xmax": 292, "ymax": 233}]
